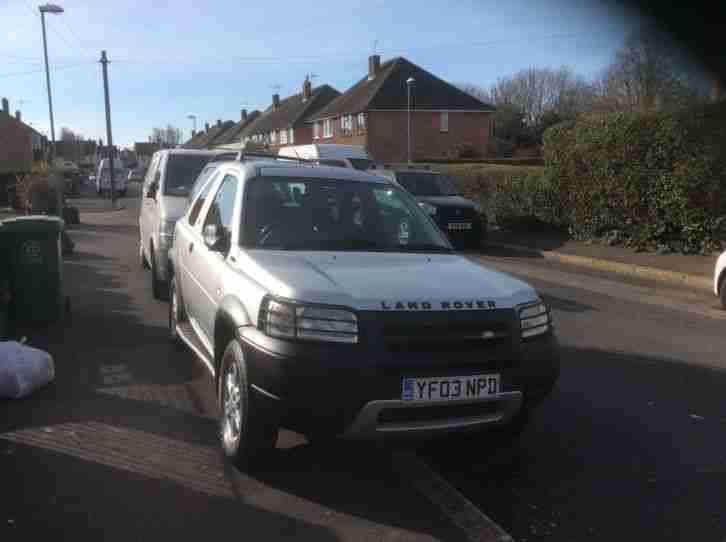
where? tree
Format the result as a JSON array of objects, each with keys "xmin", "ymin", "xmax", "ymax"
[
  {"xmin": 60, "ymin": 127, "xmax": 78, "ymax": 142},
  {"xmin": 593, "ymin": 25, "xmax": 709, "ymax": 112},
  {"xmin": 149, "ymin": 124, "xmax": 183, "ymax": 147},
  {"xmin": 459, "ymin": 66, "xmax": 595, "ymax": 147}
]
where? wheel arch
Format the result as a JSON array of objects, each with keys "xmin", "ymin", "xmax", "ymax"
[{"xmin": 214, "ymin": 296, "xmax": 252, "ymax": 392}]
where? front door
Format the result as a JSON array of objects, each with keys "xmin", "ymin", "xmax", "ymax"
[{"xmin": 185, "ymin": 174, "xmax": 239, "ymax": 346}]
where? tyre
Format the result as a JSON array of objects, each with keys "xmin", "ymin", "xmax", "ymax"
[
  {"xmin": 139, "ymin": 239, "xmax": 149, "ymax": 269},
  {"xmin": 720, "ymin": 275, "xmax": 726, "ymax": 309},
  {"xmin": 168, "ymin": 277, "xmax": 185, "ymax": 349},
  {"xmin": 150, "ymin": 248, "xmax": 167, "ymax": 300},
  {"xmin": 218, "ymin": 339, "xmax": 278, "ymax": 470}
]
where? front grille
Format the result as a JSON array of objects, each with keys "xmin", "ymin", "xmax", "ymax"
[
  {"xmin": 436, "ymin": 206, "xmax": 477, "ymax": 223},
  {"xmin": 378, "ymin": 401, "xmax": 501, "ymax": 425},
  {"xmin": 383, "ymin": 322, "xmax": 510, "ymax": 354}
]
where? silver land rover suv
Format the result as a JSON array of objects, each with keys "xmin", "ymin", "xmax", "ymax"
[{"xmin": 168, "ymin": 155, "xmax": 559, "ymax": 470}]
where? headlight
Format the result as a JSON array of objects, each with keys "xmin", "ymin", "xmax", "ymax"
[
  {"xmin": 418, "ymin": 202, "xmax": 437, "ymax": 216},
  {"xmin": 259, "ymin": 297, "xmax": 358, "ymax": 343},
  {"xmin": 518, "ymin": 300, "xmax": 552, "ymax": 339}
]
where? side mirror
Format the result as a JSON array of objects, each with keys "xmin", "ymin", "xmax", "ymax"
[
  {"xmin": 146, "ymin": 181, "xmax": 158, "ymax": 199},
  {"xmin": 203, "ymin": 224, "xmax": 228, "ymax": 251}
]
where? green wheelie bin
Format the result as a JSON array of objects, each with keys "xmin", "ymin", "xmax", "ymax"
[
  {"xmin": 0, "ymin": 221, "xmax": 11, "ymax": 339},
  {"xmin": 0, "ymin": 216, "xmax": 65, "ymax": 326}
]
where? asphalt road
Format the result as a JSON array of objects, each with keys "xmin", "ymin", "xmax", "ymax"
[{"xmin": 2, "ymin": 186, "xmax": 725, "ymax": 541}]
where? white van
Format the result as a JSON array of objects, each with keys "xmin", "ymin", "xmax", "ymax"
[
  {"xmin": 278, "ymin": 144, "xmax": 374, "ymax": 171},
  {"xmin": 95, "ymin": 158, "xmax": 128, "ymax": 197}
]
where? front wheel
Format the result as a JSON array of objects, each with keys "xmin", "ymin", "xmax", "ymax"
[
  {"xmin": 720, "ymin": 276, "xmax": 726, "ymax": 309},
  {"xmin": 218, "ymin": 339, "xmax": 278, "ymax": 470},
  {"xmin": 168, "ymin": 277, "xmax": 186, "ymax": 349}
]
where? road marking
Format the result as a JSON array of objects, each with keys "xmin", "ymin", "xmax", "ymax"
[
  {"xmin": 1, "ymin": 422, "xmax": 234, "ymax": 498},
  {"xmin": 97, "ymin": 382, "xmax": 212, "ymax": 418},
  {"xmin": 393, "ymin": 452, "xmax": 515, "ymax": 542}
]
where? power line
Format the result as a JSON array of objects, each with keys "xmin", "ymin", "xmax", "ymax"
[{"xmin": 0, "ymin": 61, "xmax": 94, "ymax": 80}]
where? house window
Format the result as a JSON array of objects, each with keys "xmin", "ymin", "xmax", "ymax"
[
  {"xmin": 340, "ymin": 115, "xmax": 352, "ymax": 136},
  {"xmin": 440, "ymin": 111, "xmax": 449, "ymax": 133},
  {"xmin": 323, "ymin": 119, "xmax": 333, "ymax": 138},
  {"xmin": 280, "ymin": 129, "xmax": 288, "ymax": 145},
  {"xmin": 313, "ymin": 122, "xmax": 320, "ymax": 139},
  {"xmin": 288, "ymin": 128, "xmax": 294, "ymax": 144},
  {"xmin": 357, "ymin": 112, "xmax": 366, "ymax": 133}
]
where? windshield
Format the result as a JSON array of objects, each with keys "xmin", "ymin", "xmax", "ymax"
[
  {"xmin": 163, "ymin": 155, "xmax": 214, "ymax": 196},
  {"xmin": 349, "ymin": 158, "xmax": 374, "ymax": 171},
  {"xmin": 395, "ymin": 172, "xmax": 460, "ymax": 196},
  {"xmin": 242, "ymin": 177, "xmax": 451, "ymax": 252}
]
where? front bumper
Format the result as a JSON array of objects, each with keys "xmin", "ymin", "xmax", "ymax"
[{"xmin": 238, "ymin": 325, "xmax": 559, "ymax": 438}]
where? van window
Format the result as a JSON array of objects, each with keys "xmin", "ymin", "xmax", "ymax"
[
  {"xmin": 319, "ymin": 159, "xmax": 347, "ymax": 168},
  {"xmin": 163, "ymin": 154, "xmax": 214, "ymax": 197}
]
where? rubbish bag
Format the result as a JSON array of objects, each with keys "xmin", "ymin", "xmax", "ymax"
[{"xmin": 0, "ymin": 341, "xmax": 55, "ymax": 399}]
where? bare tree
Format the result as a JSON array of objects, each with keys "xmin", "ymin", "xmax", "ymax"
[
  {"xmin": 593, "ymin": 25, "xmax": 708, "ymax": 112},
  {"xmin": 149, "ymin": 124, "xmax": 183, "ymax": 147},
  {"xmin": 60, "ymin": 127, "xmax": 78, "ymax": 142}
]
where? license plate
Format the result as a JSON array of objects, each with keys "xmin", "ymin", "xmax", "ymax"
[
  {"xmin": 448, "ymin": 222, "xmax": 472, "ymax": 231},
  {"xmin": 402, "ymin": 374, "xmax": 500, "ymax": 402}
]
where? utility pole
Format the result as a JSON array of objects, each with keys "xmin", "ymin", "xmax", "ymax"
[
  {"xmin": 100, "ymin": 50, "xmax": 116, "ymax": 205},
  {"xmin": 39, "ymin": 4, "xmax": 65, "ymax": 163}
]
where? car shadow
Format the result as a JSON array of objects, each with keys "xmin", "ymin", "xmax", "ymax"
[{"xmin": 421, "ymin": 345, "xmax": 726, "ymax": 542}]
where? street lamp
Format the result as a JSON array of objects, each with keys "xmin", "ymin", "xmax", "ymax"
[
  {"xmin": 39, "ymin": 3, "xmax": 64, "ymax": 163},
  {"xmin": 406, "ymin": 77, "xmax": 415, "ymax": 164},
  {"xmin": 187, "ymin": 114, "xmax": 197, "ymax": 137}
]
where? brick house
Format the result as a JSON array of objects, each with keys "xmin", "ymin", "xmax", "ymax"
[
  {"xmin": 185, "ymin": 119, "xmax": 235, "ymax": 149},
  {"xmin": 242, "ymin": 79, "xmax": 340, "ymax": 150},
  {"xmin": 210, "ymin": 109, "xmax": 262, "ymax": 150},
  {"xmin": 308, "ymin": 56, "xmax": 495, "ymax": 162}
]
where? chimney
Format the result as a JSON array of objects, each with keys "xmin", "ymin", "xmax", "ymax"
[
  {"xmin": 205, "ymin": 122, "xmax": 210, "ymax": 132},
  {"xmin": 303, "ymin": 78, "xmax": 312, "ymax": 101},
  {"xmin": 241, "ymin": 109, "xmax": 248, "ymax": 121},
  {"xmin": 1, "ymin": 98, "xmax": 8, "ymax": 115},
  {"xmin": 272, "ymin": 94, "xmax": 280, "ymax": 111},
  {"xmin": 368, "ymin": 55, "xmax": 381, "ymax": 80},
  {"xmin": 216, "ymin": 119, "xmax": 222, "ymax": 127},
  {"xmin": 15, "ymin": 110, "xmax": 21, "ymax": 122}
]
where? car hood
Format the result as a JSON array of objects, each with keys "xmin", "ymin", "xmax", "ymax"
[
  {"xmin": 416, "ymin": 195, "xmax": 477, "ymax": 209},
  {"xmin": 234, "ymin": 251, "xmax": 536, "ymax": 312},
  {"xmin": 161, "ymin": 197, "xmax": 190, "ymax": 222}
]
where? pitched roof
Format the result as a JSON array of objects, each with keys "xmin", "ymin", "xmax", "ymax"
[
  {"xmin": 309, "ymin": 57, "xmax": 494, "ymax": 121},
  {"xmin": 185, "ymin": 120, "xmax": 236, "ymax": 149},
  {"xmin": 212, "ymin": 111, "xmax": 262, "ymax": 146},
  {"xmin": 247, "ymin": 84, "xmax": 340, "ymax": 135}
]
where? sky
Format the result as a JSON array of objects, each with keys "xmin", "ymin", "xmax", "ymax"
[{"xmin": 1, "ymin": 0, "xmax": 645, "ymax": 147}]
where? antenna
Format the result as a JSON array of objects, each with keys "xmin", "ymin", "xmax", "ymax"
[
  {"xmin": 305, "ymin": 73, "xmax": 318, "ymax": 82},
  {"xmin": 373, "ymin": 40, "xmax": 378, "ymax": 54}
]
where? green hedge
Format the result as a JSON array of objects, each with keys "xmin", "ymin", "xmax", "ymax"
[
  {"xmin": 543, "ymin": 102, "xmax": 726, "ymax": 253},
  {"xmin": 453, "ymin": 168, "xmax": 563, "ymax": 232}
]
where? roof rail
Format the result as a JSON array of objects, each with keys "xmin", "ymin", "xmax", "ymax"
[
  {"xmin": 212, "ymin": 152, "xmax": 240, "ymax": 162},
  {"xmin": 234, "ymin": 150, "xmax": 314, "ymax": 164}
]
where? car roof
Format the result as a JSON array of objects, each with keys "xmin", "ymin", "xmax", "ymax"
[{"xmin": 224, "ymin": 160, "xmax": 388, "ymax": 184}]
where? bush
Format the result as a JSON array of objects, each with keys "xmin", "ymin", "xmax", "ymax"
[
  {"xmin": 452, "ymin": 168, "xmax": 563, "ymax": 231},
  {"xmin": 543, "ymin": 102, "xmax": 726, "ymax": 253},
  {"xmin": 14, "ymin": 163, "xmax": 59, "ymax": 215}
]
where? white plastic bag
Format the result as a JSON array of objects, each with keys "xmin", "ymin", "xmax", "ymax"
[{"xmin": 0, "ymin": 341, "xmax": 55, "ymax": 399}]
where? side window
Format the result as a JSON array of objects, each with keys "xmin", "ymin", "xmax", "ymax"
[
  {"xmin": 203, "ymin": 175, "xmax": 239, "ymax": 232},
  {"xmin": 187, "ymin": 173, "xmax": 217, "ymax": 226}
]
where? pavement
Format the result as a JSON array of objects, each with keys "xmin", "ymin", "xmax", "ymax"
[
  {"xmin": 2, "ymin": 185, "xmax": 726, "ymax": 541},
  {"xmin": 484, "ymin": 229, "xmax": 718, "ymax": 292}
]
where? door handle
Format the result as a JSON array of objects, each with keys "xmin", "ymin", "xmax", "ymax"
[{"xmin": 189, "ymin": 242, "xmax": 194, "ymax": 253}]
